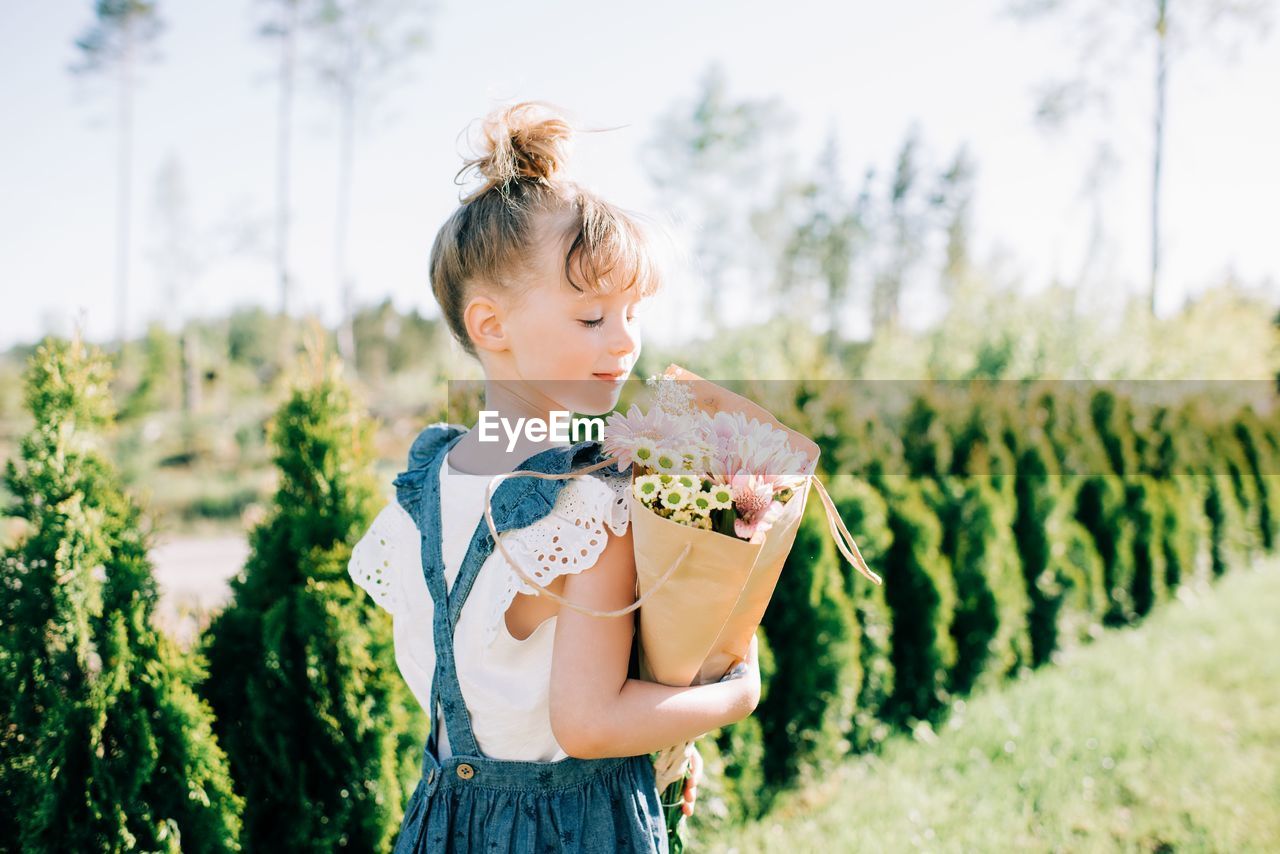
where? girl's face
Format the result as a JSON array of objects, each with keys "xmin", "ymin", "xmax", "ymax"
[{"xmin": 467, "ymin": 218, "xmax": 646, "ymax": 418}]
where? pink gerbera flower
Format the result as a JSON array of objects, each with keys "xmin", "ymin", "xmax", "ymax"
[
  {"xmin": 704, "ymin": 412, "xmax": 813, "ymax": 493},
  {"xmin": 603, "ymin": 403, "xmax": 704, "ymax": 472}
]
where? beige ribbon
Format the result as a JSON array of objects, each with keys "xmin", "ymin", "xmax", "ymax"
[{"xmin": 810, "ymin": 475, "xmax": 883, "ymax": 585}]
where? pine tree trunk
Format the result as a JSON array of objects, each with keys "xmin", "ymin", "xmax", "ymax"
[
  {"xmin": 274, "ymin": 3, "xmax": 299, "ymax": 376},
  {"xmin": 335, "ymin": 86, "xmax": 358, "ymax": 368},
  {"xmin": 1150, "ymin": 0, "xmax": 1168, "ymax": 316},
  {"xmin": 115, "ymin": 21, "xmax": 135, "ymax": 350},
  {"xmin": 275, "ymin": 2, "xmax": 297, "ymax": 319}
]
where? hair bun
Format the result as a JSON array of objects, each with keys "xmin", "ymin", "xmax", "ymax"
[{"xmin": 459, "ymin": 101, "xmax": 574, "ymax": 202}]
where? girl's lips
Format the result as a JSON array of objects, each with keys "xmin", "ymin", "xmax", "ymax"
[{"xmin": 593, "ymin": 372, "xmax": 626, "ymax": 384}]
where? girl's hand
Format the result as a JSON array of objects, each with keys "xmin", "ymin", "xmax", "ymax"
[{"xmin": 681, "ymin": 745, "xmax": 703, "ymax": 817}]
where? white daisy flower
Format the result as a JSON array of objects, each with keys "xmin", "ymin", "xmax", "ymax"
[
  {"xmin": 707, "ymin": 484, "xmax": 734, "ymax": 509},
  {"xmin": 660, "ymin": 486, "xmax": 690, "ymax": 510},
  {"xmin": 633, "ymin": 475, "xmax": 663, "ymax": 503},
  {"xmin": 653, "ymin": 447, "xmax": 682, "ymax": 473}
]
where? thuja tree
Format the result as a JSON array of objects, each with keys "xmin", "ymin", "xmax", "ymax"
[
  {"xmin": 0, "ymin": 337, "xmax": 241, "ymax": 853},
  {"xmin": 822, "ymin": 475, "xmax": 894, "ymax": 754},
  {"xmin": 199, "ymin": 353, "xmax": 423, "ymax": 851},
  {"xmin": 1147, "ymin": 405, "xmax": 1204, "ymax": 594},
  {"xmin": 900, "ymin": 388, "xmax": 952, "ymax": 480},
  {"xmin": 1201, "ymin": 420, "xmax": 1256, "ymax": 577},
  {"xmin": 1029, "ymin": 388, "xmax": 1109, "ymax": 644},
  {"xmin": 930, "ymin": 476, "xmax": 1030, "ymax": 696},
  {"xmin": 833, "ymin": 409, "xmax": 906, "ymax": 484},
  {"xmin": 947, "ymin": 391, "xmax": 1018, "ymax": 484},
  {"xmin": 1046, "ymin": 513, "xmax": 1107, "ymax": 648},
  {"xmin": 1010, "ymin": 432, "xmax": 1058, "ymax": 667},
  {"xmin": 1218, "ymin": 413, "xmax": 1264, "ymax": 559},
  {"xmin": 1075, "ymin": 389, "xmax": 1138, "ymax": 628},
  {"xmin": 1231, "ymin": 405, "xmax": 1280, "ymax": 554},
  {"xmin": 1123, "ymin": 402, "xmax": 1177, "ymax": 618},
  {"xmin": 696, "ymin": 629, "xmax": 775, "ymax": 824},
  {"xmin": 939, "ymin": 388, "xmax": 1027, "ymax": 691},
  {"xmin": 758, "ymin": 497, "xmax": 861, "ymax": 788},
  {"xmin": 877, "ymin": 478, "xmax": 956, "ymax": 727}
]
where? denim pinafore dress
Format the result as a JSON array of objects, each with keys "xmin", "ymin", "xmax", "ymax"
[{"xmin": 390, "ymin": 424, "xmax": 668, "ymax": 854}]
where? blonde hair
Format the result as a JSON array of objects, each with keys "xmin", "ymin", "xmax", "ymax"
[{"xmin": 429, "ymin": 100, "xmax": 663, "ymax": 358}]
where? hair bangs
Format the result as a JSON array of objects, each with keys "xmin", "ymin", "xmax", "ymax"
[{"xmin": 562, "ymin": 197, "xmax": 663, "ymax": 299}]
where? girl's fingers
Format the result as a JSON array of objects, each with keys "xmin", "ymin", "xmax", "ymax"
[{"xmin": 681, "ymin": 746, "xmax": 703, "ymax": 816}]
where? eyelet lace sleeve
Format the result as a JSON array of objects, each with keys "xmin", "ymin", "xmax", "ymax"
[
  {"xmin": 348, "ymin": 502, "xmax": 418, "ymax": 617},
  {"xmin": 487, "ymin": 473, "xmax": 631, "ymax": 646}
]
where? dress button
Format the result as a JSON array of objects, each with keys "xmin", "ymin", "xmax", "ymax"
[{"xmin": 457, "ymin": 763, "xmax": 475, "ymax": 780}]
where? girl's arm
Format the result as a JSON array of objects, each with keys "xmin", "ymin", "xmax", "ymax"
[{"xmin": 547, "ymin": 522, "xmax": 762, "ymax": 760}]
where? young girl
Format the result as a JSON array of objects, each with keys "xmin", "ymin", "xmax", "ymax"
[{"xmin": 348, "ymin": 101, "xmax": 761, "ymax": 853}]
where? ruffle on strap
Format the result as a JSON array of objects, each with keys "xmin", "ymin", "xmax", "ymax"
[
  {"xmin": 392, "ymin": 422, "xmax": 466, "ymax": 521},
  {"xmin": 485, "ymin": 465, "xmax": 631, "ymax": 647},
  {"xmin": 484, "ymin": 440, "xmax": 628, "ymax": 535}
]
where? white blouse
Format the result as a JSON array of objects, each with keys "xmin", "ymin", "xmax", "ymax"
[{"xmin": 347, "ymin": 449, "xmax": 630, "ymax": 762}]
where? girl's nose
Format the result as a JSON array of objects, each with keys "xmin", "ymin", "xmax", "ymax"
[{"xmin": 608, "ymin": 316, "xmax": 639, "ymax": 357}]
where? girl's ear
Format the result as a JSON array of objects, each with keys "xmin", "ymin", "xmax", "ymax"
[{"xmin": 464, "ymin": 293, "xmax": 508, "ymax": 353}]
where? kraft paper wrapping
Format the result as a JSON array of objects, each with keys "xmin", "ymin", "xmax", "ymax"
[
  {"xmin": 639, "ymin": 363, "xmax": 820, "ymax": 690},
  {"xmin": 690, "ymin": 471, "xmax": 810, "ymax": 685},
  {"xmin": 631, "ymin": 499, "xmax": 764, "ymax": 687},
  {"xmin": 632, "ymin": 468, "xmax": 812, "ymax": 688}
]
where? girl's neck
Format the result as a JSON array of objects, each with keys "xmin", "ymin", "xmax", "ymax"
[
  {"xmin": 446, "ymin": 380, "xmax": 573, "ymax": 476},
  {"xmin": 447, "ymin": 430, "xmax": 572, "ymax": 476}
]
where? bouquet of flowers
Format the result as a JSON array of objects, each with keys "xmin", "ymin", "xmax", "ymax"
[
  {"xmin": 603, "ymin": 365, "xmax": 881, "ymax": 851},
  {"xmin": 483, "ymin": 364, "xmax": 881, "ymax": 853}
]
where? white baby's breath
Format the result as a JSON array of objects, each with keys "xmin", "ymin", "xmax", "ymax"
[{"xmin": 646, "ymin": 373, "xmax": 697, "ymax": 421}]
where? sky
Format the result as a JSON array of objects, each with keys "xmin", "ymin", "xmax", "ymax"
[{"xmin": 1, "ymin": 0, "xmax": 1278, "ymax": 350}]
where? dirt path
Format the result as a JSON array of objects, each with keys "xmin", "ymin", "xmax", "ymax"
[{"xmin": 150, "ymin": 535, "xmax": 250, "ymax": 648}]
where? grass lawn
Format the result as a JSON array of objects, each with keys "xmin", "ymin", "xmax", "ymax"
[{"xmin": 696, "ymin": 557, "xmax": 1280, "ymax": 853}]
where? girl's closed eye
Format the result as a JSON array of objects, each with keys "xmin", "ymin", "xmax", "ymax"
[{"xmin": 578, "ymin": 313, "xmax": 638, "ymax": 329}]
